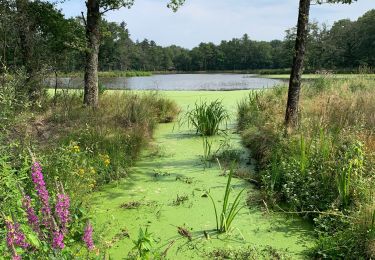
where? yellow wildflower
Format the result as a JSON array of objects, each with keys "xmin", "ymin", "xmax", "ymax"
[
  {"xmin": 100, "ymin": 154, "xmax": 111, "ymax": 167},
  {"xmin": 104, "ymin": 158, "xmax": 110, "ymax": 167},
  {"xmin": 72, "ymin": 145, "xmax": 80, "ymax": 153},
  {"xmin": 89, "ymin": 167, "xmax": 96, "ymax": 174},
  {"xmin": 78, "ymin": 168, "xmax": 85, "ymax": 176}
]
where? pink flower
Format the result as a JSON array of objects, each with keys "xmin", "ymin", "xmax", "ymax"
[
  {"xmin": 52, "ymin": 231, "xmax": 65, "ymax": 249},
  {"xmin": 31, "ymin": 162, "xmax": 51, "ymax": 228},
  {"xmin": 55, "ymin": 193, "xmax": 70, "ymax": 233},
  {"xmin": 6, "ymin": 220, "xmax": 29, "ymax": 249},
  {"xmin": 83, "ymin": 223, "xmax": 95, "ymax": 251},
  {"xmin": 22, "ymin": 195, "xmax": 40, "ymax": 234}
]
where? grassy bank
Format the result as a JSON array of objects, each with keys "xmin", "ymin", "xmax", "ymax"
[
  {"xmin": 0, "ymin": 76, "xmax": 179, "ymax": 258},
  {"xmin": 238, "ymin": 75, "xmax": 375, "ymax": 258},
  {"xmin": 260, "ymin": 73, "xmax": 375, "ymax": 80}
]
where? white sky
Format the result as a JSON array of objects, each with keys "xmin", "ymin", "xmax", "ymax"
[{"xmin": 56, "ymin": 0, "xmax": 375, "ymax": 48}]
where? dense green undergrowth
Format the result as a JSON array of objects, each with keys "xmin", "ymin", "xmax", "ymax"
[
  {"xmin": 0, "ymin": 75, "xmax": 179, "ymax": 258},
  {"xmin": 238, "ymin": 74, "xmax": 375, "ymax": 258}
]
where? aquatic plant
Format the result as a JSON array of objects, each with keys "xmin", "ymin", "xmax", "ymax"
[
  {"xmin": 207, "ymin": 166, "xmax": 245, "ymax": 233},
  {"xmin": 172, "ymin": 194, "xmax": 189, "ymax": 206},
  {"xmin": 202, "ymin": 136, "xmax": 213, "ymax": 167},
  {"xmin": 132, "ymin": 228, "xmax": 154, "ymax": 258},
  {"xmin": 186, "ymin": 99, "xmax": 229, "ymax": 136}
]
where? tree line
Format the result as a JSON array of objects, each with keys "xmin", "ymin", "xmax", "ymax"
[
  {"xmin": 0, "ymin": 0, "xmax": 368, "ymax": 125},
  {"xmin": 1, "ymin": 2, "xmax": 374, "ymax": 75}
]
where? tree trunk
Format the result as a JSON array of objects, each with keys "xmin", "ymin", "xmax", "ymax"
[
  {"xmin": 15, "ymin": 0, "xmax": 39, "ymax": 101},
  {"xmin": 285, "ymin": 0, "xmax": 311, "ymax": 129},
  {"xmin": 84, "ymin": 0, "xmax": 100, "ymax": 107}
]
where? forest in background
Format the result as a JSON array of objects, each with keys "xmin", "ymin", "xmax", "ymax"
[{"xmin": 0, "ymin": 1, "xmax": 374, "ymax": 74}]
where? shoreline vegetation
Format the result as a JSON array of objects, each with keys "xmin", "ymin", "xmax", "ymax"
[
  {"xmin": 238, "ymin": 75, "xmax": 375, "ymax": 258},
  {"xmin": 54, "ymin": 68, "xmax": 375, "ymax": 78}
]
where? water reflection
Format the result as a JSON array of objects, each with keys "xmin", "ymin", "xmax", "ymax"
[{"xmin": 47, "ymin": 73, "xmax": 281, "ymax": 90}]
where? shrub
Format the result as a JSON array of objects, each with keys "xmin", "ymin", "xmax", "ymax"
[{"xmin": 186, "ymin": 99, "xmax": 229, "ymax": 136}]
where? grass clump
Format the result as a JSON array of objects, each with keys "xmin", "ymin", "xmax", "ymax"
[
  {"xmin": 237, "ymin": 76, "xmax": 375, "ymax": 258},
  {"xmin": 207, "ymin": 166, "xmax": 245, "ymax": 233},
  {"xmin": 186, "ymin": 99, "xmax": 229, "ymax": 136}
]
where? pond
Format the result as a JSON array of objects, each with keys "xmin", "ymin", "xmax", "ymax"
[{"xmin": 47, "ymin": 73, "xmax": 282, "ymax": 90}]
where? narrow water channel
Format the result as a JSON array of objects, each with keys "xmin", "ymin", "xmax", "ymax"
[{"xmin": 91, "ymin": 90, "xmax": 314, "ymax": 259}]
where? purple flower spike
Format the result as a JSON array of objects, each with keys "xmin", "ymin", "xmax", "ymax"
[
  {"xmin": 55, "ymin": 194, "xmax": 70, "ymax": 233},
  {"xmin": 6, "ymin": 219, "xmax": 29, "ymax": 250},
  {"xmin": 22, "ymin": 195, "xmax": 40, "ymax": 234},
  {"xmin": 83, "ymin": 223, "xmax": 95, "ymax": 251},
  {"xmin": 52, "ymin": 231, "xmax": 65, "ymax": 249},
  {"xmin": 31, "ymin": 162, "xmax": 51, "ymax": 227}
]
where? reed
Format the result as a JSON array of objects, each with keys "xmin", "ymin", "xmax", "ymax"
[
  {"xmin": 186, "ymin": 100, "xmax": 229, "ymax": 136},
  {"xmin": 207, "ymin": 165, "xmax": 245, "ymax": 233}
]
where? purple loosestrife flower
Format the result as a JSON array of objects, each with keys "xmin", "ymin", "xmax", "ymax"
[
  {"xmin": 6, "ymin": 219, "xmax": 29, "ymax": 251},
  {"xmin": 55, "ymin": 193, "xmax": 70, "ymax": 233},
  {"xmin": 31, "ymin": 162, "xmax": 52, "ymax": 227},
  {"xmin": 22, "ymin": 195, "xmax": 40, "ymax": 234},
  {"xmin": 83, "ymin": 223, "xmax": 95, "ymax": 251},
  {"xmin": 52, "ymin": 230, "xmax": 65, "ymax": 249}
]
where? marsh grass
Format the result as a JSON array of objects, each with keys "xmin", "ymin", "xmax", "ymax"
[
  {"xmin": 186, "ymin": 99, "xmax": 229, "ymax": 136},
  {"xmin": 2, "ymin": 90, "xmax": 179, "ymax": 200},
  {"xmin": 207, "ymin": 166, "xmax": 245, "ymax": 233},
  {"xmin": 237, "ymin": 76, "xmax": 375, "ymax": 258}
]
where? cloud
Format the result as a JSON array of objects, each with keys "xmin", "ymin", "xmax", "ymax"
[{"xmin": 56, "ymin": 0, "xmax": 374, "ymax": 49}]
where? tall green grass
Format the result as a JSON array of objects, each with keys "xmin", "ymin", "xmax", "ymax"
[
  {"xmin": 186, "ymin": 100, "xmax": 229, "ymax": 136},
  {"xmin": 207, "ymin": 166, "xmax": 245, "ymax": 233},
  {"xmin": 237, "ymin": 75, "xmax": 375, "ymax": 258}
]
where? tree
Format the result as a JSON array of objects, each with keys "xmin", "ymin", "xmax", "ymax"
[
  {"xmin": 285, "ymin": 0, "xmax": 356, "ymax": 129},
  {"xmin": 82, "ymin": 0, "xmax": 185, "ymax": 107}
]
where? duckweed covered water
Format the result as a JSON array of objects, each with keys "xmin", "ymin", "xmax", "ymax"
[{"xmin": 91, "ymin": 91, "xmax": 315, "ymax": 259}]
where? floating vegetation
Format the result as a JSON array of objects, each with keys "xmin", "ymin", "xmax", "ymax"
[
  {"xmin": 172, "ymin": 194, "xmax": 189, "ymax": 206},
  {"xmin": 106, "ymin": 228, "xmax": 130, "ymax": 247},
  {"xmin": 176, "ymin": 175, "xmax": 194, "ymax": 184},
  {"xmin": 177, "ymin": 226, "xmax": 193, "ymax": 241},
  {"xmin": 120, "ymin": 201, "xmax": 142, "ymax": 209},
  {"xmin": 207, "ymin": 245, "xmax": 291, "ymax": 260},
  {"xmin": 153, "ymin": 169, "xmax": 171, "ymax": 178}
]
